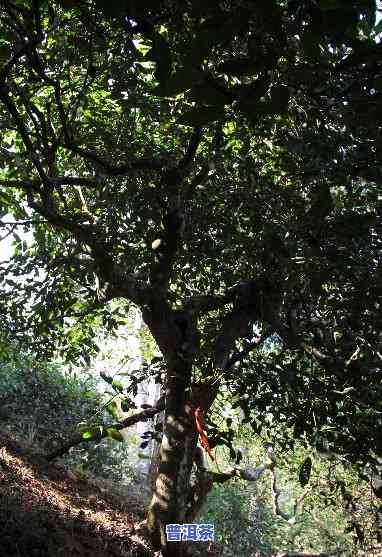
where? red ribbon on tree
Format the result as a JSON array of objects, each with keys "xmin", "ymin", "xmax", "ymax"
[{"xmin": 194, "ymin": 406, "xmax": 214, "ymax": 461}]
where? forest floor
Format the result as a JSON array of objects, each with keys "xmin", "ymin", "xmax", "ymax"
[
  {"xmin": 0, "ymin": 431, "xmax": 159, "ymax": 557},
  {"xmin": 0, "ymin": 432, "xmax": 380, "ymax": 557},
  {"xmin": 0, "ymin": 432, "xmax": 218, "ymax": 557}
]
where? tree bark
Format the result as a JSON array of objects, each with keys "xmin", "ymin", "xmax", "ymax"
[
  {"xmin": 147, "ymin": 383, "xmax": 165, "ymax": 492},
  {"xmin": 146, "ymin": 358, "xmax": 197, "ymax": 557}
]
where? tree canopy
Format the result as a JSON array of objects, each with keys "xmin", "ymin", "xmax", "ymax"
[{"xmin": 0, "ymin": 1, "xmax": 381, "ymax": 554}]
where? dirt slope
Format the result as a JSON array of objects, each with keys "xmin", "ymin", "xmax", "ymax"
[{"xmin": 0, "ymin": 432, "xmax": 155, "ymax": 557}]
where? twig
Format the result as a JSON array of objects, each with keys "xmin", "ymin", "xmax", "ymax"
[{"xmin": 46, "ymin": 399, "xmax": 165, "ymax": 461}]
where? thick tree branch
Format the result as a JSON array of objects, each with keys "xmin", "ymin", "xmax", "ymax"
[
  {"xmin": 0, "ymin": 179, "xmax": 41, "ymax": 191},
  {"xmin": 212, "ymin": 305, "xmax": 256, "ymax": 372},
  {"xmin": 185, "ymin": 274, "xmax": 285, "ymax": 320},
  {"xmin": 49, "ymin": 176, "xmax": 105, "ymax": 188},
  {"xmin": 185, "ymin": 163, "xmax": 210, "ymax": 202},
  {"xmin": 46, "ymin": 399, "xmax": 165, "ymax": 461},
  {"xmin": 64, "ymin": 144, "xmax": 167, "ymax": 175},
  {"xmin": 0, "ymin": 176, "xmax": 151, "ymax": 307},
  {"xmin": 194, "ymin": 446, "xmax": 324, "ymax": 532},
  {"xmin": 187, "ymin": 447, "xmax": 276, "ymax": 520},
  {"xmin": 0, "ymin": 219, "xmax": 46, "ymax": 226},
  {"xmin": 270, "ymin": 464, "xmax": 322, "ymax": 525},
  {"xmin": 148, "ymin": 131, "xmax": 203, "ymax": 292},
  {"xmin": 23, "ymin": 191, "xmax": 152, "ymax": 306},
  {"xmin": 149, "ymin": 208, "xmax": 185, "ymax": 291},
  {"xmin": 0, "ymin": 34, "xmax": 43, "ymax": 82},
  {"xmin": 183, "ymin": 292, "xmax": 231, "ymax": 316},
  {"xmin": 177, "ymin": 127, "xmax": 203, "ymax": 173},
  {"xmin": 1, "ymin": 175, "xmax": 108, "ymax": 190}
]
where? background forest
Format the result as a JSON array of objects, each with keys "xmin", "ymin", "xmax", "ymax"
[{"xmin": 0, "ymin": 0, "xmax": 381, "ymax": 556}]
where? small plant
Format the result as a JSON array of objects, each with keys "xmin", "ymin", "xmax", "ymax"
[{"xmin": 0, "ymin": 348, "xmax": 138, "ymax": 481}]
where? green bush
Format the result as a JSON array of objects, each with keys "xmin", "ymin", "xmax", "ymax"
[
  {"xmin": 0, "ymin": 349, "xmax": 138, "ymax": 483},
  {"xmin": 198, "ymin": 478, "xmax": 269, "ymax": 557},
  {"xmin": 196, "ymin": 428, "xmax": 374, "ymax": 556},
  {"xmin": 0, "ymin": 355, "xmax": 96, "ymax": 435}
]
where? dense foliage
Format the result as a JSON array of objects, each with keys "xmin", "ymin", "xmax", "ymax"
[
  {"xmin": 199, "ymin": 439, "xmax": 381, "ymax": 557},
  {"xmin": 0, "ymin": 1, "xmax": 381, "ymax": 555}
]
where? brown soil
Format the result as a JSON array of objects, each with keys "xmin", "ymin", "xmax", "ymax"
[{"xmin": 0, "ymin": 432, "xmax": 155, "ymax": 557}]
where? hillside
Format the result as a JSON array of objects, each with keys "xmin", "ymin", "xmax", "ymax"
[{"xmin": 0, "ymin": 432, "xmax": 156, "ymax": 557}]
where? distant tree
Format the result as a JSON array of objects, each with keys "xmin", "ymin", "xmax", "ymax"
[{"xmin": 0, "ymin": 1, "xmax": 381, "ymax": 555}]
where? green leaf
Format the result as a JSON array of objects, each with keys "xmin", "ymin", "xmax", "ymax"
[
  {"xmin": 177, "ymin": 106, "xmax": 225, "ymax": 126},
  {"xmin": 78, "ymin": 423, "xmax": 102, "ymax": 440},
  {"xmin": 100, "ymin": 372, "xmax": 113, "ymax": 384},
  {"xmin": 105, "ymin": 400, "xmax": 119, "ymax": 419},
  {"xmin": 299, "ymin": 456, "xmax": 312, "ymax": 487},
  {"xmin": 106, "ymin": 427, "xmax": 124, "ymax": 442},
  {"xmin": 0, "ymin": 190, "xmax": 15, "ymax": 205},
  {"xmin": 112, "ymin": 379, "xmax": 124, "ymax": 393},
  {"xmin": 12, "ymin": 0, "xmax": 32, "ymax": 6}
]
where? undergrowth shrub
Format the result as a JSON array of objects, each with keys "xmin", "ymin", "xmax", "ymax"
[{"xmin": 0, "ymin": 350, "xmax": 138, "ymax": 483}]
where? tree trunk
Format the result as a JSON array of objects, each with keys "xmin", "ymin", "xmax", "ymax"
[
  {"xmin": 146, "ymin": 360, "xmax": 197, "ymax": 557},
  {"xmin": 147, "ymin": 385, "xmax": 164, "ymax": 491}
]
